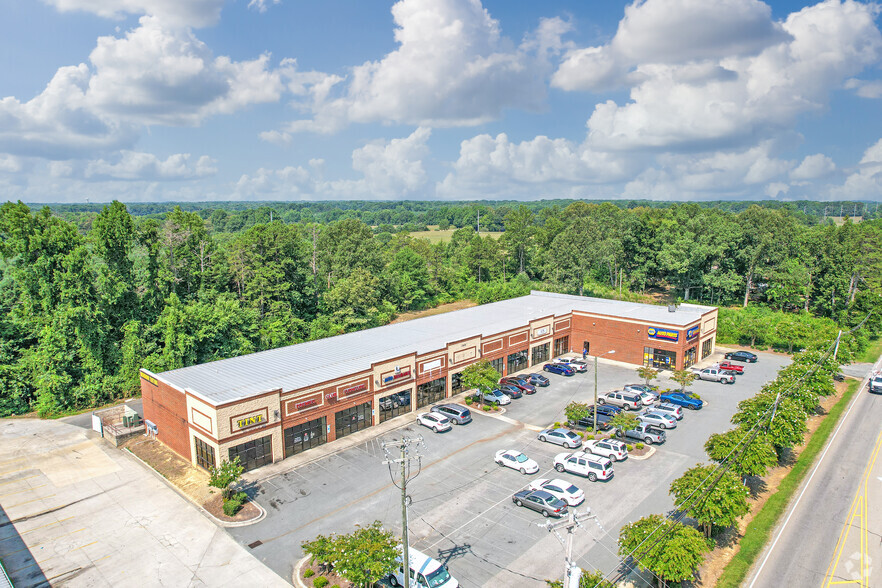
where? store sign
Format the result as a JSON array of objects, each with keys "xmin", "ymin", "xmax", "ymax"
[
  {"xmin": 421, "ymin": 359, "xmax": 442, "ymax": 372},
  {"xmin": 295, "ymin": 399, "xmax": 317, "ymax": 410},
  {"xmin": 235, "ymin": 413, "xmax": 265, "ymax": 430},
  {"xmin": 533, "ymin": 326, "xmax": 549, "ymax": 337},
  {"xmin": 647, "ymin": 327, "xmax": 679, "ymax": 342},
  {"xmin": 326, "ymin": 392, "xmax": 338, "ymax": 401},
  {"xmin": 383, "ymin": 368, "xmax": 411, "ymax": 385},
  {"xmin": 139, "ymin": 371, "xmax": 158, "ymax": 386},
  {"xmin": 686, "ymin": 326, "xmax": 700, "ymax": 340},
  {"xmin": 341, "ymin": 382, "xmax": 367, "ymax": 396}
]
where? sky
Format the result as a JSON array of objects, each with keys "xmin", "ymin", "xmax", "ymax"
[{"xmin": 2, "ymin": 0, "xmax": 882, "ymax": 203}]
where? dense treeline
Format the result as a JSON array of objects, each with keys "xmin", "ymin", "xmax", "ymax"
[{"xmin": 1, "ymin": 199, "xmax": 880, "ymax": 417}]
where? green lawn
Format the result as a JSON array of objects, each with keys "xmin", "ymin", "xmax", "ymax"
[
  {"xmin": 407, "ymin": 228, "xmax": 504, "ymax": 243},
  {"xmin": 716, "ymin": 379, "xmax": 860, "ymax": 587},
  {"xmin": 857, "ymin": 338, "xmax": 882, "ymax": 364}
]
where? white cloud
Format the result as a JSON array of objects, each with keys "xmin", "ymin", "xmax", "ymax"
[
  {"xmin": 830, "ymin": 138, "xmax": 882, "ymax": 198},
  {"xmin": 247, "ymin": 0, "xmax": 280, "ymax": 14},
  {"xmin": 85, "ymin": 150, "xmax": 217, "ymax": 180},
  {"xmin": 554, "ymin": 0, "xmax": 882, "ymax": 152},
  {"xmin": 791, "ymin": 153, "xmax": 836, "ymax": 180},
  {"xmin": 0, "ymin": 155, "xmax": 23, "ymax": 173},
  {"xmin": 845, "ymin": 77, "xmax": 882, "ymax": 98},
  {"xmin": 765, "ymin": 182, "xmax": 790, "ymax": 197},
  {"xmin": 42, "ymin": 0, "xmax": 225, "ymax": 28},
  {"xmin": 278, "ymin": 0, "xmax": 565, "ymax": 133}
]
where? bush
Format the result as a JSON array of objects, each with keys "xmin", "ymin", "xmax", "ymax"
[
  {"xmin": 303, "ymin": 569, "xmax": 315, "ymax": 578},
  {"xmin": 222, "ymin": 497, "xmax": 242, "ymax": 516},
  {"xmin": 554, "ymin": 422, "xmax": 562, "ymax": 428},
  {"xmin": 636, "ymin": 443, "xmax": 645, "ymax": 450},
  {"xmin": 313, "ymin": 577, "xmax": 329, "ymax": 588},
  {"xmin": 464, "ymin": 396, "xmax": 473, "ymax": 405},
  {"xmin": 483, "ymin": 405, "xmax": 491, "ymax": 411},
  {"xmin": 585, "ymin": 434, "xmax": 595, "ymax": 440},
  {"xmin": 627, "ymin": 444, "xmax": 634, "ymax": 451}
]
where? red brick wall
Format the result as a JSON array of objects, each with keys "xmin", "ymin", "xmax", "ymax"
[
  {"xmin": 571, "ymin": 315, "xmax": 685, "ymax": 369},
  {"xmin": 141, "ymin": 377, "xmax": 191, "ymax": 460}
]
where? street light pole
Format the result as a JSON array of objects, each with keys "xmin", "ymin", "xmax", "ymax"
[{"xmin": 593, "ymin": 350, "xmax": 615, "ymax": 436}]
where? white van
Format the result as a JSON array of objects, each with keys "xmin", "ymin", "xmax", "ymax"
[{"xmin": 387, "ymin": 546, "xmax": 458, "ymax": 588}]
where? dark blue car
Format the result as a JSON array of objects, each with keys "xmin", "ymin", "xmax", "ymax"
[
  {"xmin": 587, "ymin": 404, "xmax": 622, "ymax": 417},
  {"xmin": 543, "ymin": 363, "xmax": 575, "ymax": 376},
  {"xmin": 660, "ymin": 391, "xmax": 704, "ymax": 410}
]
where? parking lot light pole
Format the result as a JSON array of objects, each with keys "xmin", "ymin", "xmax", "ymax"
[{"xmin": 593, "ymin": 350, "xmax": 615, "ymax": 436}]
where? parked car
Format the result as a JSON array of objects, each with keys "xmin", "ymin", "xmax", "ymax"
[
  {"xmin": 552, "ymin": 357, "xmax": 588, "ymax": 372},
  {"xmin": 495, "ymin": 449, "xmax": 539, "ymax": 474},
  {"xmin": 634, "ymin": 391, "xmax": 658, "ymax": 406},
  {"xmin": 475, "ymin": 389, "xmax": 511, "ymax": 405},
  {"xmin": 387, "ymin": 547, "xmax": 458, "ymax": 588},
  {"xmin": 553, "ymin": 451, "xmax": 614, "ymax": 482},
  {"xmin": 624, "ymin": 383, "xmax": 659, "ymax": 394},
  {"xmin": 527, "ymin": 478, "xmax": 585, "ymax": 506},
  {"xmin": 587, "ymin": 404, "xmax": 622, "ymax": 417},
  {"xmin": 498, "ymin": 384, "xmax": 523, "ymax": 400},
  {"xmin": 500, "ymin": 376, "xmax": 536, "ymax": 394},
  {"xmin": 652, "ymin": 402, "xmax": 683, "ymax": 420},
  {"xmin": 584, "ymin": 439, "xmax": 628, "ymax": 462},
  {"xmin": 597, "ymin": 390, "xmax": 642, "ymax": 410},
  {"xmin": 660, "ymin": 391, "xmax": 704, "ymax": 410},
  {"xmin": 511, "ymin": 489, "xmax": 568, "ymax": 518},
  {"xmin": 569, "ymin": 413, "xmax": 613, "ymax": 431},
  {"xmin": 693, "ymin": 367, "xmax": 736, "ymax": 384},
  {"xmin": 543, "ymin": 363, "xmax": 575, "ymax": 376},
  {"xmin": 431, "ymin": 404, "xmax": 472, "ymax": 425},
  {"xmin": 538, "ymin": 428, "xmax": 583, "ymax": 448},
  {"xmin": 526, "ymin": 373, "xmax": 550, "ymax": 387},
  {"xmin": 618, "ymin": 423, "xmax": 666, "ymax": 444},
  {"xmin": 724, "ymin": 350, "xmax": 758, "ymax": 363},
  {"xmin": 637, "ymin": 411, "xmax": 678, "ymax": 429},
  {"xmin": 417, "ymin": 412, "xmax": 452, "ymax": 433},
  {"xmin": 870, "ymin": 374, "xmax": 882, "ymax": 394},
  {"xmin": 717, "ymin": 361, "xmax": 744, "ymax": 374}
]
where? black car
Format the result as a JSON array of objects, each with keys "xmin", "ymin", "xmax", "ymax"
[
  {"xmin": 498, "ymin": 384, "xmax": 523, "ymax": 399},
  {"xmin": 724, "ymin": 350, "xmax": 758, "ymax": 363},
  {"xmin": 526, "ymin": 373, "xmax": 550, "ymax": 387},
  {"xmin": 569, "ymin": 413, "xmax": 613, "ymax": 431},
  {"xmin": 500, "ymin": 376, "xmax": 537, "ymax": 394},
  {"xmin": 587, "ymin": 404, "xmax": 622, "ymax": 417},
  {"xmin": 511, "ymin": 489, "xmax": 568, "ymax": 518}
]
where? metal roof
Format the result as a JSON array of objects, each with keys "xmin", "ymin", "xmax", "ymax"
[{"xmin": 156, "ymin": 291, "xmax": 714, "ymax": 406}]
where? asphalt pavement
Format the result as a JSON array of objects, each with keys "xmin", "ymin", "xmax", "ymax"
[
  {"xmin": 746, "ymin": 358, "xmax": 882, "ymax": 588},
  {"xmin": 225, "ymin": 351, "xmax": 791, "ymax": 587}
]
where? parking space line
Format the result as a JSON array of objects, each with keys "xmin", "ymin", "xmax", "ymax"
[
  {"xmin": 71, "ymin": 540, "xmax": 98, "ymax": 552},
  {"xmin": 7, "ymin": 494, "xmax": 55, "ymax": 508},
  {"xmin": 20, "ymin": 516, "xmax": 75, "ymax": 536},
  {"xmin": 0, "ymin": 484, "xmax": 46, "ymax": 498},
  {"xmin": 0, "ymin": 474, "xmax": 37, "ymax": 486},
  {"xmin": 0, "ymin": 457, "xmax": 26, "ymax": 467},
  {"xmin": 2, "ymin": 529, "xmax": 86, "ymax": 556}
]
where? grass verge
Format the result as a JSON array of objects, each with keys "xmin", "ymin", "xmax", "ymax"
[
  {"xmin": 857, "ymin": 338, "xmax": 882, "ymax": 364},
  {"xmin": 716, "ymin": 379, "xmax": 860, "ymax": 588}
]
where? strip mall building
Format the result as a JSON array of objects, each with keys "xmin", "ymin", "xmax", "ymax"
[{"xmin": 140, "ymin": 291, "xmax": 718, "ymax": 472}]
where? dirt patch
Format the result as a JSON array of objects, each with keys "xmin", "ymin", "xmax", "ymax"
[
  {"xmin": 391, "ymin": 299, "xmax": 478, "ymax": 324},
  {"xmin": 694, "ymin": 381, "xmax": 849, "ymax": 586},
  {"xmin": 628, "ymin": 445, "xmax": 653, "ymax": 458},
  {"xmin": 125, "ymin": 436, "xmax": 211, "ymax": 505},
  {"xmin": 299, "ymin": 560, "xmax": 350, "ymax": 588},
  {"xmin": 203, "ymin": 492, "xmax": 261, "ymax": 523}
]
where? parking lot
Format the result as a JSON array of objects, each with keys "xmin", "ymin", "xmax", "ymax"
[{"xmin": 227, "ymin": 351, "xmax": 790, "ymax": 586}]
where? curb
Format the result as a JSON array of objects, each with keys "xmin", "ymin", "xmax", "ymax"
[
  {"xmin": 124, "ymin": 446, "xmax": 266, "ymax": 528},
  {"xmin": 292, "ymin": 556, "xmax": 309, "ymax": 588},
  {"xmin": 627, "ymin": 445, "xmax": 657, "ymax": 461}
]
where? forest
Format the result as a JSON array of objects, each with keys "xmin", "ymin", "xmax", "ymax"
[{"xmin": 1, "ymin": 199, "xmax": 880, "ymax": 417}]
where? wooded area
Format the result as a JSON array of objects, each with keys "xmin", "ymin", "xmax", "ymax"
[{"xmin": 1, "ymin": 199, "xmax": 880, "ymax": 417}]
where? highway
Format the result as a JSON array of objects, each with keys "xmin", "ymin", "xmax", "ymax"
[{"xmin": 747, "ymin": 360, "xmax": 882, "ymax": 588}]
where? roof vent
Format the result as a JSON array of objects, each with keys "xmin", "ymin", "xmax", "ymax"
[{"xmin": 667, "ymin": 304, "xmax": 677, "ymax": 313}]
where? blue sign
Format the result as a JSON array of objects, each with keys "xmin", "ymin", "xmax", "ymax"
[
  {"xmin": 686, "ymin": 326, "xmax": 700, "ymax": 340},
  {"xmin": 647, "ymin": 327, "xmax": 679, "ymax": 342}
]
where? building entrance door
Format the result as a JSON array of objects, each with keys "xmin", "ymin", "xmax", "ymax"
[{"xmin": 228, "ymin": 435, "xmax": 273, "ymax": 472}]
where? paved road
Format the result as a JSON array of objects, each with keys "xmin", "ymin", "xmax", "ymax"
[
  {"xmin": 746, "ymin": 361, "xmax": 882, "ymax": 588},
  {"xmin": 227, "ymin": 351, "xmax": 790, "ymax": 586}
]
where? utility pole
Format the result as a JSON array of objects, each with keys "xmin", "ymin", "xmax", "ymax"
[
  {"xmin": 382, "ymin": 436, "xmax": 426, "ymax": 588},
  {"xmin": 541, "ymin": 509, "xmax": 604, "ymax": 588}
]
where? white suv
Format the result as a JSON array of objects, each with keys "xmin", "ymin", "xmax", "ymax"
[
  {"xmin": 553, "ymin": 451, "xmax": 614, "ymax": 482},
  {"xmin": 598, "ymin": 390, "xmax": 641, "ymax": 410}
]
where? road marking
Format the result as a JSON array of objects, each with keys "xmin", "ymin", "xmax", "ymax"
[
  {"xmin": 0, "ymin": 484, "xmax": 46, "ymax": 498},
  {"xmin": 0, "ymin": 474, "xmax": 38, "ymax": 486},
  {"xmin": 71, "ymin": 540, "xmax": 98, "ymax": 552},
  {"xmin": 822, "ymin": 429, "xmax": 882, "ymax": 587},
  {"xmin": 6, "ymin": 494, "xmax": 55, "ymax": 508}
]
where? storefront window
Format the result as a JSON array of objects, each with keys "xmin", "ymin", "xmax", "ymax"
[
  {"xmin": 335, "ymin": 402, "xmax": 371, "ymax": 439},
  {"xmin": 553, "ymin": 336, "xmax": 569, "ymax": 357},
  {"xmin": 490, "ymin": 357, "xmax": 505, "ymax": 377},
  {"xmin": 284, "ymin": 417, "xmax": 327, "ymax": 458},
  {"xmin": 417, "ymin": 378, "xmax": 446, "ymax": 408},
  {"xmin": 507, "ymin": 350, "xmax": 528, "ymax": 375},
  {"xmin": 701, "ymin": 338, "xmax": 713, "ymax": 359},
  {"xmin": 645, "ymin": 348, "xmax": 676, "ymax": 370},
  {"xmin": 531, "ymin": 343, "xmax": 550, "ymax": 366},
  {"xmin": 195, "ymin": 437, "xmax": 215, "ymax": 470},
  {"xmin": 684, "ymin": 346, "xmax": 697, "ymax": 369},
  {"xmin": 451, "ymin": 372, "xmax": 463, "ymax": 394},
  {"xmin": 228, "ymin": 435, "xmax": 273, "ymax": 472},
  {"xmin": 379, "ymin": 390, "xmax": 411, "ymax": 423}
]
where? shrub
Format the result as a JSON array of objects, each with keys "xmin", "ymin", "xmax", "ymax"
[
  {"xmin": 585, "ymin": 434, "xmax": 595, "ymax": 440},
  {"xmin": 483, "ymin": 405, "xmax": 491, "ymax": 411},
  {"xmin": 222, "ymin": 497, "xmax": 242, "ymax": 516},
  {"xmin": 313, "ymin": 577, "xmax": 329, "ymax": 588},
  {"xmin": 554, "ymin": 422, "xmax": 562, "ymax": 428},
  {"xmin": 464, "ymin": 397, "xmax": 473, "ymax": 405},
  {"xmin": 627, "ymin": 444, "xmax": 634, "ymax": 451},
  {"xmin": 303, "ymin": 569, "xmax": 315, "ymax": 578},
  {"xmin": 492, "ymin": 405, "xmax": 500, "ymax": 411},
  {"xmin": 636, "ymin": 443, "xmax": 645, "ymax": 450}
]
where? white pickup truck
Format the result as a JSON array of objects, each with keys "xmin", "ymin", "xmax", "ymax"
[{"xmin": 692, "ymin": 367, "xmax": 736, "ymax": 384}]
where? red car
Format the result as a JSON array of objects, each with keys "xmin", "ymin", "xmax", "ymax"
[{"xmin": 718, "ymin": 361, "xmax": 744, "ymax": 374}]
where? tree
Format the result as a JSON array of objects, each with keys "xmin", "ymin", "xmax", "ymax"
[
  {"xmin": 460, "ymin": 360, "xmax": 500, "ymax": 405},
  {"xmin": 564, "ymin": 401, "xmax": 589, "ymax": 424},
  {"xmin": 618, "ymin": 514, "xmax": 709, "ymax": 585},
  {"xmin": 609, "ymin": 411, "xmax": 639, "ymax": 437},
  {"xmin": 302, "ymin": 522, "xmax": 398, "ymax": 588},
  {"xmin": 209, "ymin": 458, "xmax": 244, "ymax": 500},
  {"xmin": 636, "ymin": 366, "xmax": 660, "ymax": 388},
  {"xmin": 545, "ymin": 569, "xmax": 616, "ymax": 588},
  {"xmin": 671, "ymin": 369, "xmax": 696, "ymax": 393},
  {"xmin": 705, "ymin": 428, "xmax": 778, "ymax": 480},
  {"xmin": 669, "ymin": 464, "xmax": 749, "ymax": 537},
  {"xmin": 731, "ymin": 391, "xmax": 808, "ymax": 450}
]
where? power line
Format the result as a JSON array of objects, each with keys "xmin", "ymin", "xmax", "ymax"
[{"xmin": 382, "ymin": 435, "xmax": 426, "ymax": 588}]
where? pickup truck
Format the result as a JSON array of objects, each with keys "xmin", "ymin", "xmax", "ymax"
[
  {"xmin": 692, "ymin": 367, "xmax": 736, "ymax": 384},
  {"xmin": 870, "ymin": 374, "xmax": 882, "ymax": 394},
  {"xmin": 618, "ymin": 423, "xmax": 666, "ymax": 444},
  {"xmin": 717, "ymin": 361, "xmax": 744, "ymax": 374}
]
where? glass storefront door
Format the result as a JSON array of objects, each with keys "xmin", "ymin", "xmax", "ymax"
[
  {"xmin": 531, "ymin": 343, "xmax": 550, "ymax": 366},
  {"xmin": 644, "ymin": 347, "xmax": 677, "ymax": 370},
  {"xmin": 554, "ymin": 336, "xmax": 569, "ymax": 357},
  {"xmin": 379, "ymin": 390, "xmax": 411, "ymax": 423},
  {"xmin": 490, "ymin": 357, "xmax": 505, "ymax": 377},
  {"xmin": 451, "ymin": 372, "xmax": 463, "ymax": 394},
  {"xmin": 335, "ymin": 402, "xmax": 371, "ymax": 439},
  {"xmin": 684, "ymin": 346, "xmax": 697, "ymax": 369},
  {"xmin": 417, "ymin": 378, "xmax": 446, "ymax": 408},
  {"xmin": 284, "ymin": 417, "xmax": 327, "ymax": 458},
  {"xmin": 228, "ymin": 435, "xmax": 273, "ymax": 472},
  {"xmin": 507, "ymin": 350, "xmax": 528, "ymax": 374}
]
